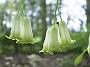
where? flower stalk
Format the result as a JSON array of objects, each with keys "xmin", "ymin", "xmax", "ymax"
[{"xmin": 53, "ymin": 0, "xmax": 59, "ymax": 25}]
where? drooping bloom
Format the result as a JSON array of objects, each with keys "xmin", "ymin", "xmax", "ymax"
[
  {"xmin": 87, "ymin": 35, "xmax": 90, "ymax": 55},
  {"xmin": 40, "ymin": 24, "xmax": 62, "ymax": 54},
  {"xmin": 7, "ymin": 12, "xmax": 34, "ymax": 44},
  {"xmin": 7, "ymin": 12, "xmax": 21, "ymax": 40},
  {"xmin": 16, "ymin": 16, "xmax": 34, "ymax": 44},
  {"xmin": 59, "ymin": 21, "xmax": 75, "ymax": 45}
]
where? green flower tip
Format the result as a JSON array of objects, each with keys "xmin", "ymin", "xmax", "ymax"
[
  {"xmin": 7, "ymin": 12, "xmax": 34, "ymax": 44},
  {"xmin": 16, "ymin": 39, "xmax": 35, "ymax": 44},
  {"xmin": 40, "ymin": 24, "xmax": 62, "ymax": 54}
]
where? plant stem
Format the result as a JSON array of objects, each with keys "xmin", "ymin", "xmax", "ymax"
[
  {"xmin": 54, "ymin": 0, "xmax": 59, "ymax": 25},
  {"xmin": 58, "ymin": 8, "xmax": 63, "ymax": 22},
  {"xmin": 21, "ymin": 0, "xmax": 26, "ymax": 16},
  {"xmin": 57, "ymin": 0, "xmax": 63, "ymax": 22}
]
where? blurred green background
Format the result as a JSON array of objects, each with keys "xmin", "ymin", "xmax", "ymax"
[{"xmin": 0, "ymin": 0, "xmax": 90, "ymax": 67}]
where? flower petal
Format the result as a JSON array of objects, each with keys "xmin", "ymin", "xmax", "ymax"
[
  {"xmin": 17, "ymin": 16, "xmax": 34, "ymax": 44},
  {"xmin": 7, "ymin": 12, "xmax": 34, "ymax": 44}
]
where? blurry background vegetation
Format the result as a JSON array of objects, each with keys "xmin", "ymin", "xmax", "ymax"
[{"xmin": 0, "ymin": 0, "xmax": 90, "ymax": 67}]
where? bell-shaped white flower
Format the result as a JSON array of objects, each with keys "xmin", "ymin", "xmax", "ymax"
[
  {"xmin": 16, "ymin": 16, "xmax": 34, "ymax": 44},
  {"xmin": 40, "ymin": 24, "xmax": 62, "ymax": 54},
  {"xmin": 7, "ymin": 12, "xmax": 34, "ymax": 44},
  {"xmin": 59, "ymin": 21, "xmax": 75, "ymax": 45}
]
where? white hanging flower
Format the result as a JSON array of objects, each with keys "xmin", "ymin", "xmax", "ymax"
[
  {"xmin": 6, "ymin": 12, "xmax": 34, "ymax": 44},
  {"xmin": 7, "ymin": 12, "xmax": 21, "ymax": 40},
  {"xmin": 59, "ymin": 21, "xmax": 75, "ymax": 46},
  {"xmin": 40, "ymin": 24, "xmax": 62, "ymax": 54}
]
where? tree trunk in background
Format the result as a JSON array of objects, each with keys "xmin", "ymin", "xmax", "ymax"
[
  {"xmin": 86, "ymin": 0, "xmax": 90, "ymax": 33},
  {"xmin": 40, "ymin": 0, "xmax": 47, "ymax": 41}
]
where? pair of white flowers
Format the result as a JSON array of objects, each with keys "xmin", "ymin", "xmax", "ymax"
[
  {"xmin": 40, "ymin": 21, "xmax": 75, "ymax": 54},
  {"xmin": 7, "ymin": 12, "xmax": 34, "ymax": 44}
]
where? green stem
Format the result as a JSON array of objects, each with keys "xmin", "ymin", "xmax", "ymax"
[
  {"xmin": 57, "ymin": 0, "xmax": 63, "ymax": 22},
  {"xmin": 54, "ymin": 0, "xmax": 59, "ymax": 25},
  {"xmin": 58, "ymin": 8, "xmax": 63, "ymax": 22},
  {"xmin": 21, "ymin": 0, "xmax": 26, "ymax": 16},
  {"xmin": 81, "ymin": 48, "xmax": 87, "ymax": 55}
]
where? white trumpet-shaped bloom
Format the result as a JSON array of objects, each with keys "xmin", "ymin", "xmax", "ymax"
[
  {"xmin": 16, "ymin": 16, "xmax": 34, "ymax": 44},
  {"xmin": 59, "ymin": 21, "xmax": 75, "ymax": 45},
  {"xmin": 40, "ymin": 24, "xmax": 62, "ymax": 54},
  {"xmin": 7, "ymin": 12, "xmax": 34, "ymax": 44}
]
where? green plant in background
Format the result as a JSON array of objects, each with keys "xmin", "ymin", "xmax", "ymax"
[
  {"xmin": 74, "ymin": 34, "xmax": 90, "ymax": 65},
  {"xmin": 40, "ymin": 0, "xmax": 75, "ymax": 54}
]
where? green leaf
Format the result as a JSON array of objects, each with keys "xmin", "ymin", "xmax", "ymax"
[
  {"xmin": 74, "ymin": 54, "xmax": 83, "ymax": 65},
  {"xmin": 74, "ymin": 49, "xmax": 87, "ymax": 65}
]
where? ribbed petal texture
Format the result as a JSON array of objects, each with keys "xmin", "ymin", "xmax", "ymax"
[{"xmin": 7, "ymin": 12, "xmax": 34, "ymax": 44}]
